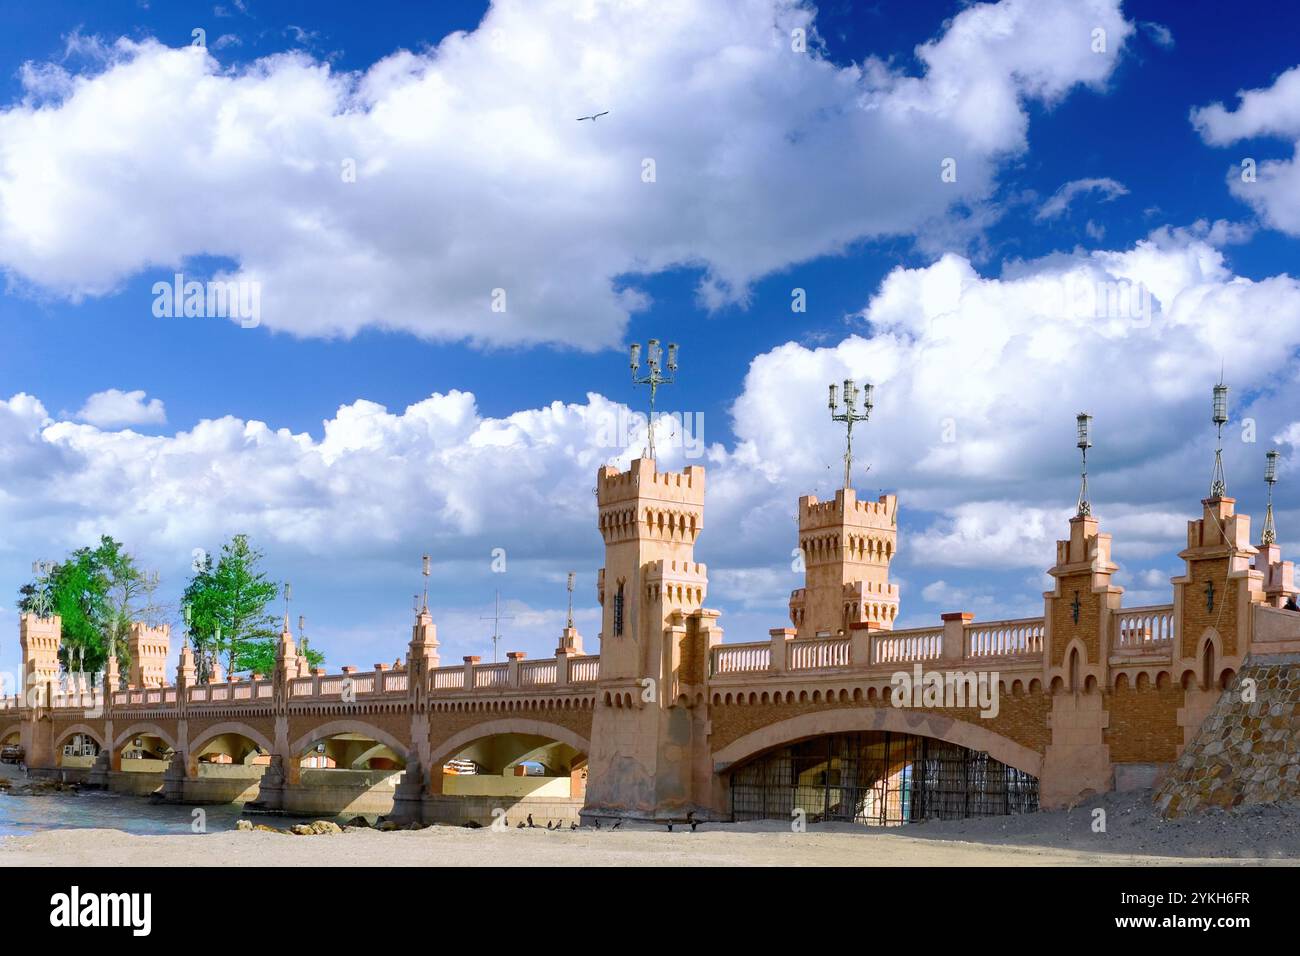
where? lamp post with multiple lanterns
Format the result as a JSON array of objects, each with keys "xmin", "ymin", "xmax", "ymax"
[
  {"xmin": 828, "ymin": 379, "xmax": 873, "ymax": 490},
  {"xmin": 629, "ymin": 338, "xmax": 678, "ymax": 461},
  {"xmin": 1210, "ymin": 382, "xmax": 1229, "ymax": 498},
  {"xmin": 1075, "ymin": 413, "xmax": 1093, "ymax": 518},
  {"xmin": 1262, "ymin": 449, "xmax": 1280, "ymax": 546}
]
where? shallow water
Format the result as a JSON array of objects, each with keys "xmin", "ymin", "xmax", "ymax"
[{"xmin": 0, "ymin": 788, "xmax": 356, "ymax": 838}]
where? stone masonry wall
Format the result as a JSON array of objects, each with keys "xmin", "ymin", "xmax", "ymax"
[{"xmin": 1155, "ymin": 654, "xmax": 1300, "ymax": 817}]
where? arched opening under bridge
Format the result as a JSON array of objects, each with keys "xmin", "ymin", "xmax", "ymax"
[{"xmin": 728, "ymin": 730, "xmax": 1039, "ymax": 826}]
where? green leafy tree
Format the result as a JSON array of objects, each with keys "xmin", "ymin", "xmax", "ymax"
[
  {"xmin": 183, "ymin": 535, "xmax": 283, "ymax": 679},
  {"xmin": 16, "ymin": 535, "xmax": 154, "ymax": 681},
  {"xmin": 237, "ymin": 630, "xmax": 325, "ymax": 678}
]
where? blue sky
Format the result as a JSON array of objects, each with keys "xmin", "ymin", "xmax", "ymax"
[{"xmin": 3, "ymin": 0, "xmax": 1300, "ymax": 680}]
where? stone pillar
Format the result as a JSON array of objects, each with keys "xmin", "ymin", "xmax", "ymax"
[
  {"xmin": 557, "ymin": 623, "xmax": 584, "ymax": 656},
  {"xmin": 506, "ymin": 651, "xmax": 525, "ymax": 687},
  {"xmin": 942, "ymin": 612, "xmax": 972, "ymax": 661},
  {"xmin": 463, "ymin": 655, "xmax": 479, "ymax": 689},
  {"xmin": 104, "ymin": 654, "xmax": 120, "ymax": 708},
  {"xmin": 769, "ymin": 627, "xmax": 794, "ymax": 672},
  {"xmin": 849, "ymin": 621, "xmax": 875, "ymax": 666}
]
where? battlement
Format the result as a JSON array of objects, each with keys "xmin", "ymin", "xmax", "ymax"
[
  {"xmin": 644, "ymin": 558, "xmax": 708, "ymax": 582},
  {"xmin": 798, "ymin": 488, "xmax": 896, "ymax": 533},
  {"xmin": 128, "ymin": 622, "xmax": 171, "ymax": 688},
  {"xmin": 597, "ymin": 458, "xmax": 705, "ymax": 508},
  {"xmin": 19, "ymin": 613, "xmax": 61, "ymax": 689}
]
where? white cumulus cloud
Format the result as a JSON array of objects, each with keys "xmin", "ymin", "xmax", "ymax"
[
  {"xmin": 1192, "ymin": 64, "xmax": 1300, "ymax": 235},
  {"xmin": 74, "ymin": 389, "xmax": 167, "ymax": 428},
  {"xmin": 0, "ymin": 0, "xmax": 1135, "ymax": 348}
]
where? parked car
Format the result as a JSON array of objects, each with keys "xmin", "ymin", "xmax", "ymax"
[{"xmin": 0, "ymin": 744, "xmax": 24, "ymax": 764}]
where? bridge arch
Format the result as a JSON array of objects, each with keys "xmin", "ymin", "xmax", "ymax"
[
  {"xmin": 0, "ymin": 723, "xmax": 20, "ymax": 745},
  {"xmin": 428, "ymin": 719, "xmax": 591, "ymax": 768},
  {"xmin": 53, "ymin": 723, "xmax": 106, "ymax": 751},
  {"xmin": 188, "ymin": 721, "xmax": 274, "ymax": 760},
  {"xmin": 113, "ymin": 722, "xmax": 178, "ymax": 753},
  {"xmin": 713, "ymin": 707, "xmax": 1043, "ymax": 779},
  {"xmin": 290, "ymin": 719, "xmax": 410, "ymax": 764}
]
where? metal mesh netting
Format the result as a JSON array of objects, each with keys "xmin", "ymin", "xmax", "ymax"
[{"xmin": 730, "ymin": 731, "xmax": 1038, "ymax": 826}]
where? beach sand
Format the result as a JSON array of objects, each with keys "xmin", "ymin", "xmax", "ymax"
[
  {"xmin": 4, "ymin": 783, "xmax": 1299, "ymax": 866},
  {"xmin": 0, "ymin": 822, "xmax": 1259, "ymax": 867}
]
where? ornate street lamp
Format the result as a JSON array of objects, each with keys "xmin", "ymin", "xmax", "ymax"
[
  {"xmin": 1210, "ymin": 381, "xmax": 1229, "ymax": 498},
  {"xmin": 629, "ymin": 338, "xmax": 677, "ymax": 461},
  {"xmin": 829, "ymin": 379, "xmax": 873, "ymax": 490},
  {"xmin": 1076, "ymin": 412, "xmax": 1093, "ymax": 518},
  {"xmin": 30, "ymin": 559, "xmax": 55, "ymax": 619},
  {"xmin": 1262, "ymin": 449, "xmax": 1280, "ymax": 545}
]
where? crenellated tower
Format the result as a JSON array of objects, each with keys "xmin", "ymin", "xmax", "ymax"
[
  {"xmin": 789, "ymin": 488, "xmax": 898, "ymax": 638},
  {"xmin": 593, "ymin": 458, "xmax": 707, "ymax": 679},
  {"xmin": 585, "ymin": 457, "xmax": 721, "ymax": 820},
  {"xmin": 19, "ymin": 613, "xmax": 61, "ymax": 694},
  {"xmin": 127, "ymin": 622, "xmax": 171, "ymax": 688}
]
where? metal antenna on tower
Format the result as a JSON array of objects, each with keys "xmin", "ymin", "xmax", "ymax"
[
  {"xmin": 828, "ymin": 378, "xmax": 873, "ymax": 490},
  {"xmin": 1262, "ymin": 450, "xmax": 1280, "ymax": 545},
  {"xmin": 1075, "ymin": 412, "xmax": 1093, "ymax": 517},
  {"xmin": 629, "ymin": 338, "xmax": 678, "ymax": 461},
  {"xmin": 421, "ymin": 554, "xmax": 431, "ymax": 612},
  {"xmin": 565, "ymin": 571, "xmax": 576, "ymax": 629},
  {"xmin": 283, "ymin": 581, "xmax": 292, "ymax": 623},
  {"xmin": 1210, "ymin": 380, "xmax": 1229, "ymax": 498},
  {"xmin": 480, "ymin": 590, "xmax": 516, "ymax": 663}
]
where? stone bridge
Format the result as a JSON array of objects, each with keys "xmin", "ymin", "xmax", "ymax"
[{"xmin": 5, "ymin": 456, "xmax": 1300, "ymax": 825}]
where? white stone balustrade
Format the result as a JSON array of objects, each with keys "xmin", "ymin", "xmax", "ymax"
[
  {"xmin": 1113, "ymin": 604, "xmax": 1175, "ymax": 651},
  {"xmin": 871, "ymin": 627, "xmax": 943, "ymax": 664},
  {"xmin": 965, "ymin": 618, "xmax": 1045, "ymax": 658}
]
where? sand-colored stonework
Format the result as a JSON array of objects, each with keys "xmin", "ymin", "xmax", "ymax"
[{"xmin": 6, "ymin": 456, "xmax": 1300, "ymax": 824}]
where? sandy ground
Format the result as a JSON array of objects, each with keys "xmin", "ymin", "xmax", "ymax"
[{"xmin": 4, "ymin": 789, "xmax": 1300, "ymax": 867}]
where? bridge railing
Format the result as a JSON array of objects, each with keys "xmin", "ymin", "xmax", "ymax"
[
  {"xmin": 569, "ymin": 655, "xmax": 600, "ymax": 683},
  {"xmin": 1112, "ymin": 604, "xmax": 1175, "ymax": 654},
  {"xmin": 964, "ymin": 617, "xmax": 1044, "ymax": 659},
  {"xmin": 431, "ymin": 666, "xmax": 465, "ymax": 690},
  {"xmin": 871, "ymin": 627, "xmax": 943, "ymax": 664},
  {"xmin": 711, "ymin": 642, "xmax": 771, "ymax": 674},
  {"xmin": 788, "ymin": 637, "xmax": 850, "ymax": 670},
  {"xmin": 520, "ymin": 660, "xmax": 557, "ymax": 686}
]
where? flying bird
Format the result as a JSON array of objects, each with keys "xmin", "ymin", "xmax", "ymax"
[{"xmin": 576, "ymin": 111, "xmax": 610, "ymax": 122}]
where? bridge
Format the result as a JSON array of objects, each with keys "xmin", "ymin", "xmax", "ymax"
[{"xmin": 4, "ymin": 455, "xmax": 1300, "ymax": 826}]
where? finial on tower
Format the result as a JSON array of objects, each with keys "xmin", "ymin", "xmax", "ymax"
[
  {"xmin": 1075, "ymin": 412, "xmax": 1093, "ymax": 517},
  {"xmin": 1210, "ymin": 379, "xmax": 1229, "ymax": 498},
  {"xmin": 829, "ymin": 378, "xmax": 873, "ymax": 489},
  {"xmin": 1262, "ymin": 449, "xmax": 1280, "ymax": 545},
  {"xmin": 629, "ymin": 337, "xmax": 678, "ymax": 461}
]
